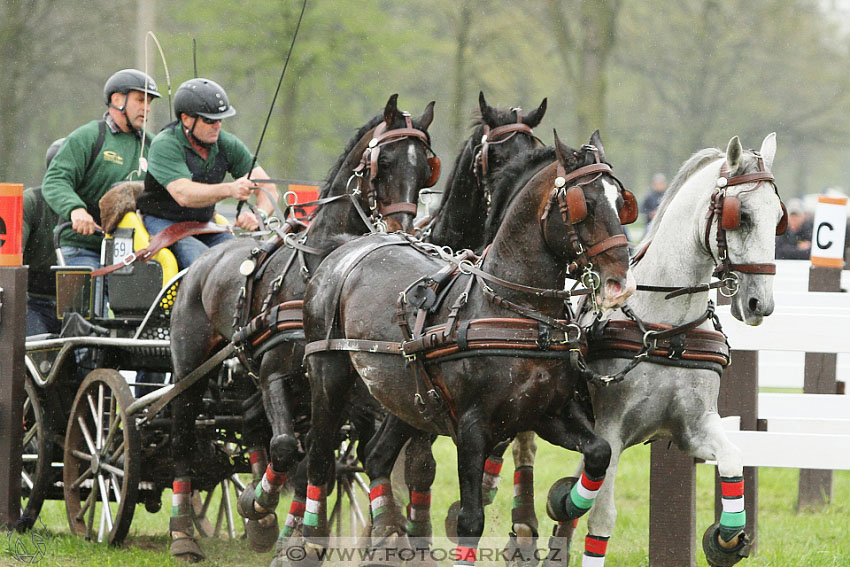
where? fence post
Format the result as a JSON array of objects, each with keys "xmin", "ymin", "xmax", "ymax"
[
  {"xmin": 649, "ymin": 441, "xmax": 696, "ymax": 567},
  {"xmin": 715, "ymin": 349, "xmax": 759, "ymax": 553},
  {"xmin": 797, "ymin": 265, "xmax": 842, "ymax": 510},
  {"xmin": 0, "ymin": 182, "xmax": 27, "ymax": 528}
]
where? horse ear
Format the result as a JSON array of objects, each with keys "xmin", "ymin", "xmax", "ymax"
[
  {"xmin": 524, "ymin": 97, "xmax": 547, "ymax": 128},
  {"xmin": 726, "ymin": 136, "xmax": 744, "ymax": 174},
  {"xmin": 417, "ymin": 101, "xmax": 436, "ymax": 132},
  {"xmin": 589, "ymin": 130, "xmax": 605, "ymax": 160},
  {"xmin": 383, "ymin": 93, "xmax": 400, "ymax": 125},
  {"xmin": 554, "ymin": 129, "xmax": 578, "ymax": 168},
  {"xmin": 479, "ymin": 91, "xmax": 497, "ymax": 125},
  {"xmin": 759, "ymin": 132, "xmax": 777, "ymax": 171}
]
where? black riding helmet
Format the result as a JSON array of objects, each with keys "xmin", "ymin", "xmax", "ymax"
[
  {"xmin": 103, "ymin": 69, "xmax": 162, "ymax": 107},
  {"xmin": 45, "ymin": 138, "xmax": 65, "ymax": 168},
  {"xmin": 173, "ymin": 78, "xmax": 236, "ymax": 121}
]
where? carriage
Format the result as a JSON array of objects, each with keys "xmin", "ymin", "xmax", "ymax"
[{"xmin": 18, "ymin": 205, "xmax": 370, "ymax": 547}]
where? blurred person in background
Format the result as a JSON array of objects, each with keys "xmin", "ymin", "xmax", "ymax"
[
  {"xmin": 641, "ymin": 172, "xmax": 667, "ymax": 226},
  {"xmin": 775, "ymin": 198, "xmax": 812, "ymax": 259}
]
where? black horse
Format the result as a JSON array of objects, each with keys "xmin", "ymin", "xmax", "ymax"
[
  {"xmin": 166, "ymin": 94, "xmax": 437, "ymax": 562},
  {"xmin": 300, "ymin": 133, "xmax": 636, "ymax": 566}
]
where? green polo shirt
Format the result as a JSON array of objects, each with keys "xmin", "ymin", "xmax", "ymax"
[
  {"xmin": 42, "ymin": 118, "xmax": 150, "ymax": 250},
  {"xmin": 145, "ymin": 121, "xmax": 255, "ymax": 189}
]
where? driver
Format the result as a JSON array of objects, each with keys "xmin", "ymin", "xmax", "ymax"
[{"xmin": 136, "ymin": 77, "xmax": 278, "ymax": 270}]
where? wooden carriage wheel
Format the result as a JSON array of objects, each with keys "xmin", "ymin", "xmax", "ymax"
[
  {"xmin": 19, "ymin": 375, "xmax": 54, "ymax": 530},
  {"xmin": 328, "ymin": 439, "xmax": 371, "ymax": 537},
  {"xmin": 63, "ymin": 369, "xmax": 141, "ymax": 545}
]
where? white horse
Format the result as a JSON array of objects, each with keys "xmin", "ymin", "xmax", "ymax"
[{"xmin": 557, "ymin": 133, "xmax": 785, "ymax": 567}]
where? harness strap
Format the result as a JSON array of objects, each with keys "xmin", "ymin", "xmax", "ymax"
[{"xmin": 92, "ymin": 221, "xmax": 230, "ymax": 277}]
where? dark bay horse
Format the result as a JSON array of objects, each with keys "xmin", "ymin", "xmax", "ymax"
[
  {"xmin": 166, "ymin": 94, "xmax": 437, "ymax": 562},
  {"xmin": 423, "ymin": 91, "xmax": 546, "ymax": 252},
  {"xmin": 299, "ymin": 134, "xmax": 636, "ymax": 566}
]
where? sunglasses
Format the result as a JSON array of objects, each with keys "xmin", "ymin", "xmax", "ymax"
[{"xmin": 197, "ymin": 115, "xmax": 221, "ymax": 125}]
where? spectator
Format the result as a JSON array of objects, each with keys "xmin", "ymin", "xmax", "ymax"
[
  {"xmin": 641, "ymin": 172, "xmax": 667, "ymax": 226},
  {"xmin": 23, "ymin": 139, "xmax": 64, "ymax": 335},
  {"xmin": 775, "ymin": 198, "xmax": 812, "ymax": 259}
]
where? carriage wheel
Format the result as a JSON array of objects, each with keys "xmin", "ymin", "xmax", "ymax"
[
  {"xmin": 19, "ymin": 376, "xmax": 53, "ymax": 530},
  {"xmin": 63, "ymin": 369, "xmax": 141, "ymax": 545},
  {"xmin": 193, "ymin": 476, "xmax": 246, "ymax": 540},
  {"xmin": 328, "ymin": 439, "xmax": 371, "ymax": 538}
]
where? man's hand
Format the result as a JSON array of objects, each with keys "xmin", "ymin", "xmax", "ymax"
[
  {"xmin": 230, "ymin": 175, "xmax": 257, "ymax": 201},
  {"xmin": 235, "ymin": 211, "xmax": 260, "ymax": 231},
  {"xmin": 70, "ymin": 208, "xmax": 101, "ymax": 235}
]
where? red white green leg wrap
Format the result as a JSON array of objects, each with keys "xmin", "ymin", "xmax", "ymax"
[
  {"xmin": 254, "ymin": 463, "xmax": 286, "ymax": 511},
  {"xmin": 581, "ymin": 534, "xmax": 609, "ymax": 566},
  {"xmin": 369, "ymin": 478, "xmax": 395, "ymax": 522},
  {"xmin": 482, "ymin": 457, "xmax": 503, "ymax": 505},
  {"xmin": 302, "ymin": 483, "xmax": 327, "ymax": 538},
  {"xmin": 453, "ymin": 544, "xmax": 477, "ymax": 566},
  {"xmin": 249, "ymin": 448, "xmax": 269, "ymax": 481},
  {"xmin": 280, "ymin": 496, "xmax": 306, "ymax": 539},
  {"xmin": 512, "ymin": 466, "xmax": 537, "ymax": 532},
  {"xmin": 406, "ymin": 490, "xmax": 432, "ymax": 541},
  {"xmin": 565, "ymin": 471, "xmax": 604, "ymax": 519},
  {"xmin": 170, "ymin": 478, "xmax": 194, "ymax": 533},
  {"xmin": 719, "ymin": 476, "xmax": 746, "ymax": 541}
]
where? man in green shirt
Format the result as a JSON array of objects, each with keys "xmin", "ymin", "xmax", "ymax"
[
  {"xmin": 137, "ymin": 77, "xmax": 278, "ymax": 270},
  {"xmin": 24, "ymin": 139, "xmax": 64, "ymax": 336},
  {"xmin": 42, "ymin": 68, "xmax": 161, "ymax": 276}
]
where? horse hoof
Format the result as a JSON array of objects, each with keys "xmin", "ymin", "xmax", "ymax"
[
  {"xmin": 171, "ymin": 535, "xmax": 206, "ymax": 563},
  {"xmin": 541, "ymin": 522, "xmax": 575, "ymax": 567},
  {"xmin": 545, "ymin": 477, "xmax": 578, "ymax": 522},
  {"xmin": 245, "ymin": 513, "xmax": 279, "ymax": 553},
  {"xmin": 504, "ymin": 526, "xmax": 540, "ymax": 567},
  {"xmin": 702, "ymin": 523, "xmax": 751, "ymax": 567},
  {"xmin": 237, "ymin": 480, "xmax": 274, "ymax": 521},
  {"xmin": 444, "ymin": 500, "xmax": 460, "ymax": 543}
]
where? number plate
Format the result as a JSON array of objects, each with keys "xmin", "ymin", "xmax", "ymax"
[{"xmin": 112, "ymin": 235, "xmax": 134, "ymax": 265}]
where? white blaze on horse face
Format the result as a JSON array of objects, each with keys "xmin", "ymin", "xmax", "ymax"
[
  {"xmin": 407, "ymin": 144, "xmax": 419, "ymax": 169},
  {"xmin": 603, "ymin": 179, "xmax": 620, "ymax": 216}
]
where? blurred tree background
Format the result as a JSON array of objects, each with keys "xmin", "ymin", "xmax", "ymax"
[{"xmin": 4, "ymin": 0, "xmax": 850, "ymax": 206}]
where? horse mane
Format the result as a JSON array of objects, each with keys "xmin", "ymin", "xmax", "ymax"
[
  {"xmin": 640, "ymin": 146, "xmax": 763, "ymax": 246},
  {"xmin": 318, "ymin": 114, "xmax": 384, "ymax": 198},
  {"xmin": 483, "ymin": 146, "xmax": 556, "ymax": 243}
]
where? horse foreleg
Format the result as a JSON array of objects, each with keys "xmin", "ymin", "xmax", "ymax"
[
  {"xmin": 169, "ymin": 376, "xmax": 209, "ymax": 562},
  {"xmin": 404, "ymin": 430, "xmax": 438, "ymax": 553},
  {"xmin": 684, "ymin": 412, "xmax": 751, "ymax": 566},
  {"xmin": 535, "ymin": 400, "xmax": 612, "ymax": 567},
  {"xmin": 301, "ymin": 352, "xmax": 354, "ymax": 561},
  {"xmin": 361, "ymin": 414, "xmax": 418, "ymax": 559},
  {"xmin": 453, "ymin": 413, "xmax": 491, "ymax": 567}
]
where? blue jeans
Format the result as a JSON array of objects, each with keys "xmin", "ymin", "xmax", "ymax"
[
  {"xmin": 26, "ymin": 295, "xmax": 60, "ymax": 336},
  {"xmin": 143, "ymin": 215, "xmax": 234, "ymax": 271}
]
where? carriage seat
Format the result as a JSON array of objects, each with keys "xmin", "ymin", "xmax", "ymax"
[{"xmin": 104, "ymin": 211, "xmax": 227, "ymax": 316}]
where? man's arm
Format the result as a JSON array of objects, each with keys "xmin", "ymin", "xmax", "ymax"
[
  {"xmin": 165, "ymin": 175, "xmax": 254, "ymax": 208},
  {"xmin": 249, "ymin": 165, "xmax": 279, "ymax": 216}
]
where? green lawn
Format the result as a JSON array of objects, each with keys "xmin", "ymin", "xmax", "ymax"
[{"xmin": 6, "ymin": 437, "xmax": 849, "ymax": 566}]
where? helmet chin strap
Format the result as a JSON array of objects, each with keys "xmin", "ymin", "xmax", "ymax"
[
  {"xmin": 110, "ymin": 93, "xmax": 140, "ymax": 135},
  {"xmin": 185, "ymin": 117, "xmax": 214, "ymax": 150}
]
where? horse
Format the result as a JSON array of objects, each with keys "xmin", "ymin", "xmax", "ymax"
[
  {"xmin": 299, "ymin": 132, "xmax": 637, "ymax": 567},
  {"xmin": 510, "ymin": 134, "xmax": 786, "ymax": 567},
  {"xmin": 422, "ymin": 91, "xmax": 546, "ymax": 252},
  {"xmin": 165, "ymin": 94, "xmax": 438, "ymax": 562}
]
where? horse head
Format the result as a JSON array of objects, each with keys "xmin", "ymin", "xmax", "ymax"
[
  {"xmin": 713, "ymin": 133, "xmax": 784, "ymax": 325},
  {"xmin": 546, "ymin": 130, "xmax": 636, "ymax": 309},
  {"xmin": 351, "ymin": 93, "xmax": 437, "ymax": 233},
  {"xmin": 476, "ymin": 91, "xmax": 546, "ymax": 178}
]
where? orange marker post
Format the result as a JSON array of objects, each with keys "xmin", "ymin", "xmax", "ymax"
[{"xmin": 0, "ymin": 183, "xmax": 24, "ymax": 267}]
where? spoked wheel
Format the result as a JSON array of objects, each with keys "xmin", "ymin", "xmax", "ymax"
[
  {"xmin": 19, "ymin": 376, "xmax": 53, "ymax": 530},
  {"xmin": 64, "ymin": 369, "xmax": 141, "ymax": 545},
  {"xmin": 329, "ymin": 439, "xmax": 371, "ymax": 537}
]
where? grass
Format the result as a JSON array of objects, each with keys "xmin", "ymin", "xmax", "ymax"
[{"xmin": 5, "ymin": 437, "xmax": 849, "ymax": 567}]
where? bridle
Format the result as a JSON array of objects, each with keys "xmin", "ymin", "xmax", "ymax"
[
  {"xmin": 705, "ymin": 152, "xmax": 787, "ymax": 295},
  {"xmin": 541, "ymin": 145, "xmax": 636, "ymax": 310},
  {"xmin": 350, "ymin": 112, "xmax": 440, "ymax": 227},
  {"xmin": 473, "ymin": 108, "xmax": 543, "ymax": 209}
]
